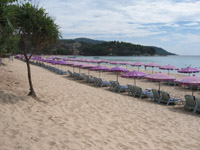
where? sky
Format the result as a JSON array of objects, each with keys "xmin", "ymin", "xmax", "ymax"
[{"xmin": 39, "ymin": 0, "xmax": 200, "ymax": 55}]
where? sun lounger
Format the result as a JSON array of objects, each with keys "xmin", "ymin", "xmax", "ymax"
[
  {"xmin": 159, "ymin": 91, "xmax": 182, "ymax": 105},
  {"xmin": 134, "ymin": 86, "xmax": 152, "ymax": 99},
  {"xmin": 152, "ymin": 89, "xmax": 160, "ymax": 102},
  {"xmin": 127, "ymin": 85, "xmax": 136, "ymax": 96},
  {"xmin": 114, "ymin": 82, "xmax": 128, "ymax": 93},
  {"xmin": 85, "ymin": 75, "xmax": 95, "ymax": 83},
  {"xmin": 93, "ymin": 77, "xmax": 100, "ymax": 86},
  {"xmin": 182, "ymin": 95, "xmax": 196, "ymax": 111},
  {"xmin": 193, "ymin": 98, "xmax": 200, "ymax": 113},
  {"xmin": 109, "ymin": 81, "xmax": 118, "ymax": 91},
  {"xmin": 67, "ymin": 70, "xmax": 74, "ymax": 77},
  {"xmin": 98, "ymin": 78, "xmax": 110, "ymax": 87}
]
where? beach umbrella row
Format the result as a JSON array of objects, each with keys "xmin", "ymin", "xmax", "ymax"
[
  {"xmin": 145, "ymin": 73, "xmax": 176, "ymax": 91},
  {"xmin": 122, "ymin": 71, "xmax": 147, "ymax": 86}
]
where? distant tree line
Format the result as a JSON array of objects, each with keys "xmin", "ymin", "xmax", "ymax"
[{"xmin": 79, "ymin": 41, "xmax": 156, "ymax": 56}]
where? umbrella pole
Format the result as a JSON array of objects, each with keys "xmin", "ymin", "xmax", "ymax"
[
  {"xmin": 138, "ymin": 67, "xmax": 139, "ymax": 71},
  {"xmin": 159, "ymin": 82, "xmax": 161, "ymax": 91},
  {"xmin": 73, "ymin": 67, "xmax": 74, "ymax": 73},
  {"xmin": 168, "ymin": 70, "xmax": 169, "ymax": 75},
  {"xmin": 152, "ymin": 67, "xmax": 153, "ymax": 73},
  {"xmin": 134, "ymin": 78, "xmax": 136, "ymax": 86},
  {"xmin": 192, "ymin": 89, "xmax": 194, "ymax": 96},
  {"xmin": 117, "ymin": 73, "xmax": 118, "ymax": 82},
  {"xmin": 79, "ymin": 67, "xmax": 81, "ymax": 73},
  {"xmin": 99, "ymin": 70, "xmax": 100, "ymax": 78}
]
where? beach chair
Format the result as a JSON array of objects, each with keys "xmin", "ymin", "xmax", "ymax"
[
  {"xmin": 152, "ymin": 89, "xmax": 160, "ymax": 102},
  {"xmin": 85, "ymin": 75, "xmax": 95, "ymax": 83},
  {"xmin": 134, "ymin": 86, "xmax": 152, "ymax": 99},
  {"xmin": 182, "ymin": 95, "xmax": 196, "ymax": 111},
  {"xmin": 109, "ymin": 81, "xmax": 117, "ymax": 91},
  {"xmin": 76, "ymin": 73, "xmax": 84, "ymax": 80},
  {"xmin": 114, "ymin": 82, "xmax": 128, "ymax": 93},
  {"xmin": 159, "ymin": 91, "xmax": 181, "ymax": 105},
  {"xmin": 193, "ymin": 98, "xmax": 200, "ymax": 113},
  {"xmin": 127, "ymin": 85, "xmax": 136, "ymax": 96},
  {"xmin": 98, "ymin": 78, "xmax": 110, "ymax": 87},
  {"xmin": 68, "ymin": 70, "xmax": 74, "ymax": 77},
  {"xmin": 93, "ymin": 77, "xmax": 100, "ymax": 86}
]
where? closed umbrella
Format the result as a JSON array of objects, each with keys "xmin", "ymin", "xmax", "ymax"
[
  {"xmin": 145, "ymin": 73, "xmax": 176, "ymax": 91},
  {"xmin": 110, "ymin": 67, "xmax": 129, "ymax": 82},
  {"xmin": 159, "ymin": 64, "xmax": 179, "ymax": 74},
  {"xmin": 122, "ymin": 70, "xmax": 147, "ymax": 86}
]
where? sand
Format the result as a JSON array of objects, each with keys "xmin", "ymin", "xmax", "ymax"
[{"xmin": 0, "ymin": 58, "xmax": 200, "ymax": 150}]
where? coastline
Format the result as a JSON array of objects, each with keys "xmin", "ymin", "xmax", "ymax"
[{"xmin": 1, "ymin": 58, "xmax": 200, "ymax": 150}]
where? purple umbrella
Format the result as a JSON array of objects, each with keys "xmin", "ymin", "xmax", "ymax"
[
  {"xmin": 90, "ymin": 66, "xmax": 110, "ymax": 78},
  {"xmin": 144, "ymin": 63, "xmax": 160, "ymax": 73},
  {"xmin": 81, "ymin": 64, "xmax": 96, "ymax": 75},
  {"xmin": 110, "ymin": 67, "xmax": 129, "ymax": 81},
  {"xmin": 122, "ymin": 70, "xmax": 147, "ymax": 85},
  {"xmin": 131, "ymin": 62, "xmax": 145, "ymax": 71},
  {"xmin": 159, "ymin": 64, "xmax": 179, "ymax": 74},
  {"xmin": 145, "ymin": 73, "xmax": 176, "ymax": 91},
  {"xmin": 178, "ymin": 67, "xmax": 199, "ymax": 75},
  {"xmin": 175, "ymin": 75, "xmax": 200, "ymax": 95},
  {"xmin": 109, "ymin": 61, "xmax": 122, "ymax": 66},
  {"xmin": 119, "ymin": 61, "xmax": 133, "ymax": 69},
  {"xmin": 72, "ymin": 63, "xmax": 84, "ymax": 73}
]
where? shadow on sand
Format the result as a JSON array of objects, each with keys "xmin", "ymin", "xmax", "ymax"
[{"xmin": 0, "ymin": 91, "xmax": 27, "ymax": 104}]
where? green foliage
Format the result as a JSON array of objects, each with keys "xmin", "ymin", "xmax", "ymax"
[
  {"xmin": 15, "ymin": 2, "xmax": 61, "ymax": 56},
  {"xmin": 79, "ymin": 41, "xmax": 156, "ymax": 56},
  {"xmin": 0, "ymin": 0, "xmax": 17, "ymax": 56}
]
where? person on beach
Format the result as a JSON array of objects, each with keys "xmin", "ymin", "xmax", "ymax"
[
  {"xmin": 0, "ymin": 57, "xmax": 2, "ymax": 66},
  {"xmin": 9, "ymin": 55, "xmax": 13, "ymax": 62}
]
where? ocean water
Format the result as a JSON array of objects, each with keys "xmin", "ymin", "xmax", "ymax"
[
  {"xmin": 71, "ymin": 55, "xmax": 200, "ymax": 69},
  {"xmin": 64, "ymin": 55, "xmax": 200, "ymax": 74}
]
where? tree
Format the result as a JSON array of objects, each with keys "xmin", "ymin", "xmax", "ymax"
[
  {"xmin": 16, "ymin": 2, "xmax": 60, "ymax": 97},
  {"xmin": 0, "ymin": 0, "xmax": 16, "ymax": 56}
]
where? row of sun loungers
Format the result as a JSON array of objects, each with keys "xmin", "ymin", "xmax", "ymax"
[
  {"xmin": 29, "ymin": 62, "xmax": 200, "ymax": 114},
  {"xmin": 30, "ymin": 62, "xmax": 67, "ymax": 75}
]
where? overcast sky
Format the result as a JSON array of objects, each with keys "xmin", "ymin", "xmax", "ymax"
[{"xmin": 39, "ymin": 0, "xmax": 200, "ymax": 55}]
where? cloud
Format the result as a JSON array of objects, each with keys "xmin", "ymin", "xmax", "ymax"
[{"xmin": 38, "ymin": 0, "xmax": 200, "ymax": 55}]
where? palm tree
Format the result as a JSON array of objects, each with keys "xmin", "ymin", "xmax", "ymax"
[
  {"xmin": 16, "ymin": 2, "xmax": 60, "ymax": 97},
  {"xmin": 0, "ymin": 0, "xmax": 16, "ymax": 56}
]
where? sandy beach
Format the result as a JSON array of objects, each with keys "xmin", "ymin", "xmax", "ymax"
[{"xmin": 0, "ymin": 58, "xmax": 200, "ymax": 150}]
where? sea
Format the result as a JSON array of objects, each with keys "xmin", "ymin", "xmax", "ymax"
[
  {"xmin": 63, "ymin": 55, "xmax": 200, "ymax": 74},
  {"xmin": 68, "ymin": 55, "xmax": 199, "ymax": 68}
]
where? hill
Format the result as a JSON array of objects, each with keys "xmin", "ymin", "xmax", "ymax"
[
  {"xmin": 150, "ymin": 46, "xmax": 175, "ymax": 55},
  {"xmin": 74, "ymin": 38, "xmax": 105, "ymax": 44},
  {"xmin": 50, "ymin": 38, "xmax": 175, "ymax": 56}
]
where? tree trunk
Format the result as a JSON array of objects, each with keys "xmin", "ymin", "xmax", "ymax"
[
  {"xmin": 21, "ymin": 38, "xmax": 36, "ymax": 97},
  {"xmin": 25, "ymin": 59, "xmax": 36, "ymax": 97}
]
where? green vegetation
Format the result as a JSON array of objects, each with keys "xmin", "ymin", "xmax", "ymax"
[
  {"xmin": 79, "ymin": 41, "xmax": 156, "ymax": 56},
  {"xmin": 0, "ymin": 1, "xmax": 60, "ymax": 97},
  {"xmin": 54, "ymin": 38, "xmax": 175, "ymax": 56},
  {"xmin": 0, "ymin": 0, "xmax": 18, "ymax": 56}
]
